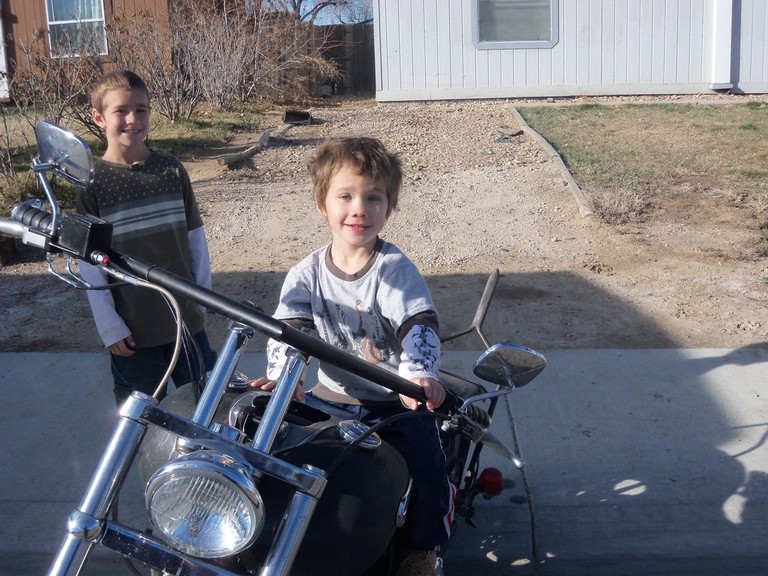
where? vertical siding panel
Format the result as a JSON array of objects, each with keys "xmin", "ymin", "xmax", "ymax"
[
  {"xmin": 435, "ymin": 1, "xmax": 451, "ymax": 88},
  {"xmin": 613, "ymin": 0, "xmax": 628, "ymax": 84},
  {"xmin": 511, "ymin": 50, "xmax": 526, "ymax": 86},
  {"xmin": 549, "ymin": 1, "xmax": 567, "ymax": 86},
  {"xmin": 373, "ymin": 0, "xmax": 383, "ymax": 92},
  {"xmin": 575, "ymin": 0, "xmax": 590, "ymax": 84},
  {"xmin": 601, "ymin": 0, "xmax": 615, "ymax": 84},
  {"xmin": 526, "ymin": 51, "xmax": 539, "ymax": 86},
  {"xmin": 488, "ymin": 49, "xmax": 502, "ymax": 88},
  {"xmin": 536, "ymin": 50, "xmax": 546, "ymax": 86},
  {"xmin": 538, "ymin": 43, "xmax": 554, "ymax": 86},
  {"xmin": 743, "ymin": 0, "xmax": 768, "ymax": 83},
  {"xmin": 397, "ymin": 0, "xmax": 414, "ymax": 90},
  {"xmin": 760, "ymin": 1, "xmax": 768, "ymax": 82},
  {"xmin": 384, "ymin": 0, "xmax": 400, "ymax": 90},
  {"xmin": 677, "ymin": 0, "xmax": 691, "ymax": 82},
  {"xmin": 472, "ymin": 12, "xmax": 490, "ymax": 88},
  {"xmin": 754, "ymin": 0, "xmax": 768, "ymax": 82},
  {"xmin": 562, "ymin": 0, "xmax": 578, "ymax": 85},
  {"xmin": 701, "ymin": 0, "xmax": 714, "ymax": 84},
  {"xmin": 759, "ymin": 1, "xmax": 768, "ymax": 82},
  {"xmin": 650, "ymin": 0, "xmax": 665, "ymax": 83},
  {"xmin": 449, "ymin": 0, "xmax": 464, "ymax": 87},
  {"xmin": 637, "ymin": 0, "xmax": 652, "ymax": 83},
  {"xmin": 626, "ymin": 0, "xmax": 641, "ymax": 84},
  {"xmin": 664, "ymin": 0, "xmax": 679, "ymax": 83},
  {"xmin": 590, "ymin": 0, "xmax": 604, "ymax": 85},
  {"xmin": 424, "ymin": 1, "xmax": 440, "ymax": 90},
  {"xmin": 410, "ymin": 0, "xmax": 427, "ymax": 91},
  {"xmin": 461, "ymin": 0, "xmax": 481, "ymax": 88},
  {"xmin": 687, "ymin": 1, "xmax": 704, "ymax": 80}
]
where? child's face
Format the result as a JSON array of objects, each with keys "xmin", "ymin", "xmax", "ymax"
[
  {"xmin": 319, "ymin": 164, "xmax": 389, "ymax": 253},
  {"xmin": 92, "ymin": 88, "xmax": 150, "ymax": 155}
]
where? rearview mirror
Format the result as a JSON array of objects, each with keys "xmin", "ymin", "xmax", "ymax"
[
  {"xmin": 473, "ymin": 343, "xmax": 546, "ymax": 388},
  {"xmin": 35, "ymin": 121, "xmax": 94, "ymax": 189}
]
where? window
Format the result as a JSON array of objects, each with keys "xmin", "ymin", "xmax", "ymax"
[
  {"xmin": 45, "ymin": 0, "xmax": 107, "ymax": 57},
  {"xmin": 475, "ymin": 0, "xmax": 559, "ymax": 49}
]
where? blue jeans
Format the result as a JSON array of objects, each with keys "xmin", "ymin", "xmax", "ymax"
[
  {"xmin": 305, "ymin": 393, "xmax": 452, "ymax": 551},
  {"xmin": 110, "ymin": 330, "xmax": 217, "ymax": 407}
]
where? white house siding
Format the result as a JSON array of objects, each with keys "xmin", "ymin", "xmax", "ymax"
[{"xmin": 374, "ymin": 0, "xmax": 768, "ymax": 101}]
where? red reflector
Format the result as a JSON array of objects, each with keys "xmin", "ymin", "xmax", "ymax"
[{"xmin": 477, "ymin": 467, "xmax": 504, "ymax": 497}]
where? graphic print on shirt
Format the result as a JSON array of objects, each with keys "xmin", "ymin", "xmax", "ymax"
[{"xmin": 318, "ymin": 295, "xmax": 394, "ymax": 367}]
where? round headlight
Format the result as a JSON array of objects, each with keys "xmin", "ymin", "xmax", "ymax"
[{"xmin": 145, "ymin": 451, "xmax": 264, "ymax": 558}]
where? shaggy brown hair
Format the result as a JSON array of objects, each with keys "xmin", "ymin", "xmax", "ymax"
[{"xmin": 308, "ymin": 137, "xmax": 403, "ymax": 217}]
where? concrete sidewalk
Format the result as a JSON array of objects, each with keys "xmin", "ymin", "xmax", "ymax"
[{"xmin": 1, "ymin": 349, "xmax": 767, "ymax": 575}]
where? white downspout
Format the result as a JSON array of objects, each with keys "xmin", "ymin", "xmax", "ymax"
[
  {"xmin": 0, "ymin": 9, "xmax": 8, "ymax": 100},
  {"xmin": 710, "ymin": 0, "xmax": 734, "ymax": 90}
]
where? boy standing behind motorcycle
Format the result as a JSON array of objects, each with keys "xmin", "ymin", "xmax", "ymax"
[
  {"xmin": 77, "ymin": 70, "xmax": 216, "ymax": 407},
  {"xmin": 251, "ymin": 137, "xmax": 451, "ymax": 576}
]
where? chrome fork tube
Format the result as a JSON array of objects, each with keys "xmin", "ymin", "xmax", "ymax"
[
  {"xmin": 47, "ymin": 393, "xmax": 153, "ymax": 576},
  {"xmin": 192, "ymin": 324, "xmax": 254, "ymax": 426},
  {"xmin": 251, "ymin": 349, "xmax": 308, "ymax": 453},
  {"xmin": 257, "ymin": 464, "xmax": 324, "ymax": 576}
]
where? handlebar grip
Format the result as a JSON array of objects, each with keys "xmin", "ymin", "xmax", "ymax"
[
  {"xmin": 11, "ymin": 203, "xmax": 53, "ymax": 231},
  {"xmin": 463, "ymin": 403, "xmax": 491, "ymax": 428},
  {"xmin": 442, "ymin": 388, "xmax": 491, "ymax": 427}
]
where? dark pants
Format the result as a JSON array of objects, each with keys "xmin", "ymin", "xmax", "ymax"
[
  {"xmin": 110, "ymin": 330, "xmax": 217, "ymax": 407},
  {"xmin": 305, "ymin": 393, "xmax": 452, "ymax": 551}
]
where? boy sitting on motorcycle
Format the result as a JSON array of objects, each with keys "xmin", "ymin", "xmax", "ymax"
[{"xmin": 251, "ymin": 136, "xmax": 451, "ymax": 576}]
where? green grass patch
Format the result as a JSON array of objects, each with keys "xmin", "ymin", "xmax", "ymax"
[{"xmin": 517, "ymin": 102, "xmax": 768, "ymax": 222}]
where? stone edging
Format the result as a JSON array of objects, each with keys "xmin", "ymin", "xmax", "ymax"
[{"xmin": 507, "ymin": 105, "xmax": 594, "ymax": 218}]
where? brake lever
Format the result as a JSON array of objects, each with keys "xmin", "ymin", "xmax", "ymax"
[
  {"xmin": 445, "ymin": 389, "xmax": 526, "ymax": 469},
  {"xmin": 46, "ymin": 254, "xmax": 94, "ymax": 289},
  {"xmin": 470, "ymin": 427, "xmax": 525, "ymax": 469}
]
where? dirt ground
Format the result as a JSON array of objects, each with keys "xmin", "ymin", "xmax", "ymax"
[{"xmin": 2, "ymin": 97, "xmax": 768, "ymax": 354}]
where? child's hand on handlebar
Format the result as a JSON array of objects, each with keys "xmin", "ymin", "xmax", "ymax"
[
  {"xmin": 249, "ymin": 376, "xmax": 305, "ymax": 402},
  {"xmin": 400, "ymin": 377, "xmax": 445, "ymax": 411}
]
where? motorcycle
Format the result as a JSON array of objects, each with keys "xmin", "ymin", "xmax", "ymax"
[{"xmin": 0, "ymin": 121, "xmax": 547, "ymax": 576}]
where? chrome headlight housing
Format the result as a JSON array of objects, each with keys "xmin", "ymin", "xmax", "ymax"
[{"xmin": 145, "ymin": 450, "xmax": 264, "ymax": 558}]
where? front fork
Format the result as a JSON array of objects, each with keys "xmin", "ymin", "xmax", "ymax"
[
  {"xmin": 47, "ymin": 323, "xmax": 323, "ymax": 576},
  {"xmin": 46, "ymin": 394, "xmax": 151, "ymax": 576}
]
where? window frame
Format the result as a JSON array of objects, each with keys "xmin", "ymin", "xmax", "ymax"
[
  {"xmin": 44, "ymin": 0, "xmax": 108, "ymax": 58},
  {"xmin": 473, "ymin": 0, "xmax": 560, "ymax": 50}
]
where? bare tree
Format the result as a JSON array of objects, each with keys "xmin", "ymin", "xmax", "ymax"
[
  {"xmin": 107, "ymin": 1, "xmax": 341, "ymax": 111},
  {"xmin": 262, "ymin": 0, "xmax": 341, "ymax": 22},
  {"xmin": 9, "ymin": 31, "xmax": 104, "ymax": 133},
  {"xmin": 329, "ymin": 0, "xmax": 373, "ymax": 23},
  {"xmin": 107, "ymin": 10, "xmax": 204, "ymax": 122},
  {"xmin": 248, "ymin": 9, "xmax": 341, "ymax": 101}
]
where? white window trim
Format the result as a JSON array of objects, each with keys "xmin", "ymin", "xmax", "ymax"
[
  {"xmin": 473, "ymin": 0, "xmax": 559, "ymax": 50},
  {"xmin": 44, "ymin": 0, "xmax": 108, "ymax": 58}
]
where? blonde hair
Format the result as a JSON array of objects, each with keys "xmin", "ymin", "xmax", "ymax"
[
  {"xmin": 308, "ymin": 137, "xmax": 402, "ymax": 217},
  {"xmin": 90, "ymin": 70, "xmax": 150, "ymax": 113}
]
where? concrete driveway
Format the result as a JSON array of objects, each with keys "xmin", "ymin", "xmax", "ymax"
[{"xmin": 1, "ymin": 348, "xmax": 767, "ymax": 575}]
